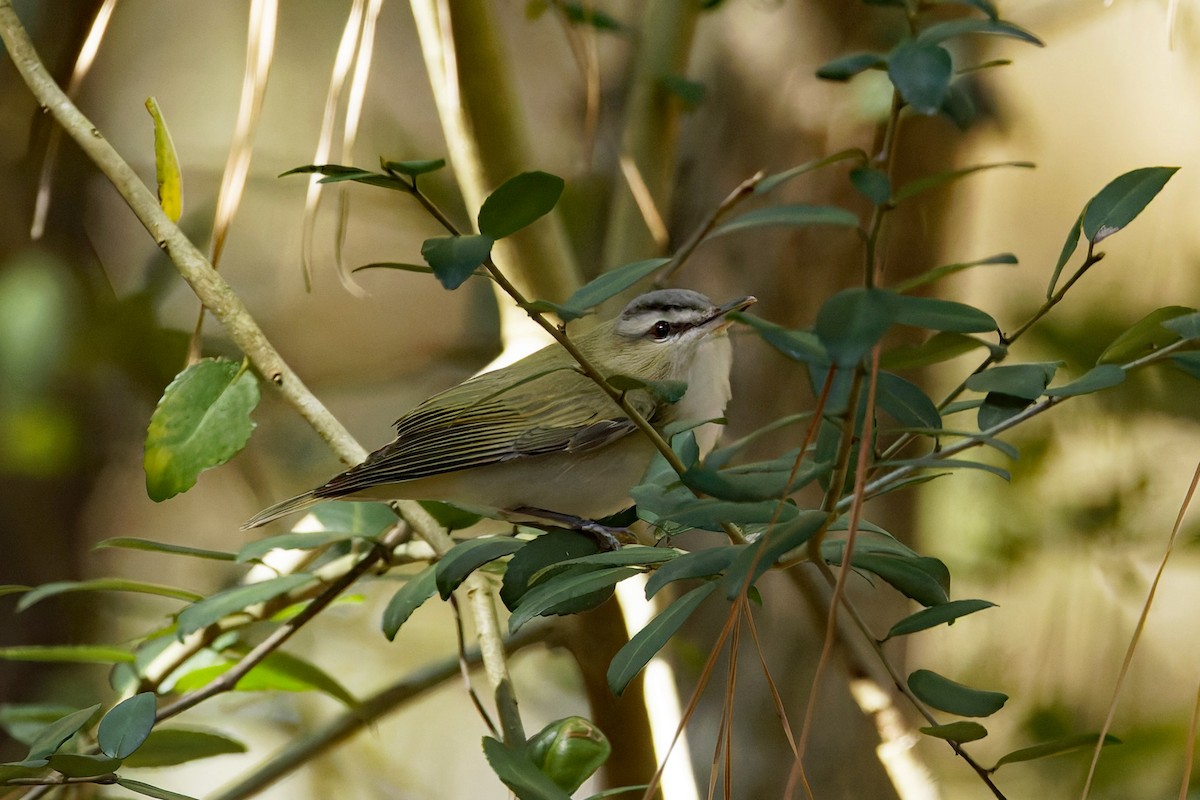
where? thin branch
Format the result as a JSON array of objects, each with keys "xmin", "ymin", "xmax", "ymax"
[{"xmin": 653, "ymin": 171, "xmax": 765, "ymax": 289}]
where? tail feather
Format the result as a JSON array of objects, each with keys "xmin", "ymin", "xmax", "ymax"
[{"xmin": 242, "ymin": 491, "xmax": 321, "ymax": 529}]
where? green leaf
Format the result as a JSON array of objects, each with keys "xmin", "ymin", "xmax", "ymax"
[
  {"xmin": 94, "ymin": 538, "xmax": 235, "ymax": 561},
  {"xmin": 656, "ymin": 498, "xmax": 800, "ymax": 530},
  {"xmin": 436, "ymin": 538, "xmax": 525, "ymax": 599},
  {"xmin": 916, "ymin": 18, "xmax": 1044, "ymax": 46},
  {"xmin": 546, "ymin": 1, "xmax": 626, "ymax": 31},
  {"xmin": 880, "ymin": 455, "xmax": 1010, "ymax": 482},
  {"xmin": 98, "ymin": 692, "xmax": 156, "ymax": 759},
  {"xmin": 976, "ymin": 393, "xmax": 1032, "ymax": 431},
  {"xmin": 992, "ymin": 733, "xmax": 1121, "ymax": 770},
  {"xmin": 849, "ymin": 167, "xmax": 891, "ymax": 204},
  {"xmin": 525, "ymin": 717, "xmax": 611, "ymax": 793},
  {"xmin": 1044, "ymin": 365, "xmax": 1126, "ymax": 397},
  {"xmin": 1171, "ymin": 352, "xmax": 1200, "ymax": 380},
  {"xmin": 892, "ymin": 294, "xmax": 997, "ymax": 333},
  {"xmin": 908, "ymin": 669, "xmax": 1007, "ymax": 717},
  {"xmin": 27, "ymin": 704, "xmax": 102, "ymax": 760},
  {"xmin": 1162, "ymin": 310, "xmax": 1200, "ymax": 341},
  {"xmin": 145, "ymin": 97, "xmax": 183, "ymax": 223},
  {"xmin": 353, "ymin": 261, "xmax": 490, "ymax": 283},
  {"xmin": 815, "ymin": 288, "xmax": 898, "ymax": 367},
  {"xmin": 501, "ymin": 531, "xmax": 601, "ymax": 610},
  {"xmin": 236, "ymin": 531, "xmax": 363, "ymax": 563},
  {"xmin": 382, "ymin": 566, "xmax": 438, "ymax": 640},
  {"xmin": 1047, "ymin": 209, "xmax": 1084, "ymax": 298},
  {"xmin": 884, "ymin": 599, "xmax": 996, "ymax": 640},
  {"xmin": 482, "ymin": 736, "xmax": 573, "ymax": 800},
  {"xmin": 605, "ymin": 374, "xmax": 687, "ymax": 404},
  {"xmin": 174, "ymin": 650, "xmax": 357, "ymax": 706},
  {"xmin": 552, "ymin": 258, "xmax": 671, "ymax": 321},
  {"xmin": 176, "ymin": 574, "xmax": 311, "ymax": 639},
  {"xmin": 893, "ymin": 162, "xmax": 1035, "ymax": 203},
  {"xmin": 0, "ymin": 645, "xmax": 133, "ymax": 664},
  {"xmin": 850, "ymin": 553, "xmax": 951, "ymax": 606},
  {"xmin": 966, "ymin": 362, "xmax": 1059, "ymax": 399},
  {"xmin": 0, "ymin": 584, "xmax": 31, "ymax": 597},
  {"xmin": 731, "ymin": 313, "xmax": 827, "ymax": 365},
  {"xmin": 419, "ymin": 500, "xmax": 484, "ymax": 532},
  {"xmin": 876, "ymin": 372, "xmax": 941, "ymax": 429},
  {"xmin": 0, "ymin": 761, "xmax": 49, "ymax": 782},
  {"xmin": 477, "ymin": 171, "xmax": 565, "ymax": 239},
  {"xmin": 888, "ymin": 41, "xmax": 953, "ymax": 115},
  {"xmin": 280, "ymin": 164, "xmax": 405, "ymax": 191},
  {"xmin": 46, "ymin": 752, "xmax": 123, "ymax": 777},
  {"xmin": 660, "ymin": 74, "xmax": 705, "ymax": 108},
  {"xmin": 895, "ymin": 253, "xmax": 1017, "ymax": 294},
  {"xmin": 881, "ymin": 332, "xmax": 992, "ymax": 371},
  {"xmin": 509, "ymin": 567, "xmax": 639, "ymax": 632},
  {"xmin": 537, "ymin": 547, "xmax": 677, "ymax": 579},
  {"xmin": 755, "ymin": 149, "xmax": 867, "ymax": 195},
  {"xmin": 421, "ymin": 235, "xmax": 495, "ymax": 290},
  {"xmin": 1098, "ymin": 306, "xmax": 1196, "ymax": 364},
  {"xmin": 711, "ymin": 204, "xmax": 860, "ymax": 237},
  {"xmin": 122, "ymin": 727, "xmax": 247, "ymax": 768},
  {"xmin": 144, "ymin": 359, "xmax": 259, "ymax": 502},
  {"xmin": 117, "ymin": 777, "xmax": 201, "ymax": 800},
  {"xmin": 722, "ymin": 511, "xmax": 827, "ymax": 598},
  {"xmin": 608, "ymin": 583, "xmax": 716, "ymax": 696},
  {"xmin": 645, "ymin": 546, "xmax": 745, "ymax": 598},
  {"xmin": 18, "ymin": 579, "xmax": 201, "ymax": 611},
  {"xmin": 816, "ymin": 52, "xmax": 886, "ymax": 81},
  {"xmin": 381, "ymin": 157, "xmax": 446, "ymax": 176},
  {"xmin": 918, "ymin": 721, "xmax": 989, "ymax": 743},
  {"xmin": 307, "ymin": 501, "xmax": 398, "ymax": 535},
  {"xmin": 1082, "ymin": 166, "xmax": 1178, "ymax": 244}
]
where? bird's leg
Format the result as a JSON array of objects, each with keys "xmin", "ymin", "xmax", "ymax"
[{"xmin": 507, "ymin": 507, "xmax": 637, "ymax": 551}]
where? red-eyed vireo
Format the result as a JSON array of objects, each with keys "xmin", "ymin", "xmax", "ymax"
[{"xmin": 244, "ymin": 289, "xmax": 755, "ymax": 530}]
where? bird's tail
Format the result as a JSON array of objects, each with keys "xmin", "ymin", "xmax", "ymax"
[{"xmin": 242, "ymin": 491, "xmax": 321, "ymax": 529}]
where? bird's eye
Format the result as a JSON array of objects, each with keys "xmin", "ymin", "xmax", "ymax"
[{"xmin": 651, "ymin": 320, "xmax": 671, "ymax": 340}]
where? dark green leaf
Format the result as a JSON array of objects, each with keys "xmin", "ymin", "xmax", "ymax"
[
  {"xmin": 884, "ymin": 599, "xmax": 996, "ymax": 640},
  {"xmin": 0, "ymin": 761, "xmax": 49, "ymax": 782},
  {"xmin": 176, "ymin": 574, "xmax": 311, "ymax": 639},
  {"xmin": 918, "ymin": 721, "xmax": 989, "ymax": 743},
  {"xmin": 730, "ymin": 313, "xmax": 828, "ymax": 365},
  {"xmin": 144, "ymin": 359, "xmax": 259, "ymax": 502},
  {"xmin": 1098, "ymin": 306, "xmax": 1196, "ymax": 364},
  {"xmin": 916, "ymin": 18, "xmax": 1044, "ymax": 46},
  {"xmin": 977, "ymin": 393, "xmax": 1032, "ymax": 431},
  {"xmin": 280, "ymin": 164, "xmax": 407, "ymax": 191},
  {"xmin": 46, "ymin": 752, "xmax": 122, "ymax": 777},
  {"xmin": 851, "ymin": 553, "xmax": 950, "ymax": 606},
  {"xmin": 122, "ymin": 728, "xmax": 247, "ymax": 768},
  {"xmin": 421, "ymin": 235, "xmax": 495, "ymax": 290},
  {"xmin": 881, "ymin": 456, "xmax": 1010, "ymax": 481},
  {"xmin": 606, "ymin": 374, "xmax": 687, "ymax": 404},
  {"xmin": 892, "ymin": 294, "xmax": 997, "ymax": 333},
  {"xmin": 1047, "ymin": 209, "xmax": 1084, "ymax": 298},
  {"xmin": 525, "ymin": 717, "xmax": 611, "ymax": 794},
  {"xmin": 477, "ymin": 171, "xmax": 565, "ymax": 239},
  {"xmin": 815, "ymin": 288, "xmax": 898, "ymax": 367},
  {"xmin": 655, "ymin": 498, "xmax": 800, "ymax": 530},
  {"xmin": 881, "ymin": 332, "xmax": 992, "ymax": 371},
  {"xmin": 888, "ymin": 41, "xmax": 953, "ymax": 115},
  {"xmin": 1082, "ymin": 167, "xmax": 1178, "ymax": 244},
  {"xmin": 18, "ymin": 579, "xmax": 201, "ymax": 611},
  {"xmin": 711, "ymin": 204, "xmax": 860, "ymax": 237},
  {"xmin": 0, "ymin": 645, "xmax": 133, "ymax": 664},
  {"xmin": 509, "ymin": 568, "xmax": 639, "ymax": 632},
  {"xmin": 419, "ymin": 501, "xmax": 484, "ymax": 532},
  {"xmin": 897, "ymin": 253, "xmax": 1017, "ymax": 293},
  {"xmin": 436, "ymin": 538, "xmax": 525, "ymax": 599},
  {"xmin": 382, "ymin": 566, "xmax": 438, "ymax": 640},
  {"xmin": 893, "ymin": 162, "xmax": 1035, "ymax": 203},
  {"xmin": 850, "ymin": 167, "xmax": 891, "ymax": 204},
  {"xmin": 816, "ymin": 52, "xmax": 886, "ymax": 81},
  {"xmin": 1171, "ymin": 352, "xmax": 1200, "ymax": 380},
  {"xmin": 908, "ymin": 669, "xmax": 1007, "ymax": 716},
  {"xmin": 117, "ymin": 777, "xmax": 201, "ymax": 800},
  {"xmin": 27, "ymin": 704, "xmax": 102, "ymax": 760},
  {"xmin": 501, "ymin": 531, "xmax": 600, "ymax": 610},
  {"xmin": 1162, "ymin": 311, "xmax": 1200, "ymax": 341},
  {"xmin": 755, "ymin": 150, "xmax": 867, "ymax": 195},
  {"xmin": 939, "ymin": 80, "xmax": 976, "ymax": 129},
  {"xmin": 307, "ymin": 501, "xmax": 398, "ymax": 535},
  {"xmin": 236, "ymin": 531, "xmax": 363, "ymax": 563},
  {"xmin": 608, "ymin": 583, "xmax": 716, "ymax": 695},
  {"xmin": 660, "ymin": 74, "xmax": 705, "ymax": 108},
  {"xmin": 174, "ymin": 651, "xmax": 357, "ymax": 706},
  {"xmin": 94, "ymin": 538, "xmax": 235, "ymax": 561},
  {"xmin": 966, "ymin": 362, "xmax": 1059, "ymax": 399},
  {"xmin": 482, "ymin": 736, "xmax": 573, "ymax": 800},
  {"xmin": 98, "ymin": 692, "xmax": 156, "ymax": 759},
  {"xmin": 1044, "ymin": 365, "xmax": 1126, "ymax": 397},
  {"xmin": 992, "ymin": 733, "xmax": 1121, "ymax": 770},
  {"xmin": 353, "ymin": 262, "xmax": 488, "ymax": 283},
  {"xmin": 554, "ymin": 258, "xmax": 671, "ymax": 321},
  {"xmin": 645, "ymin": 546, "xmax": 746, "ymax": 598},
  {"xmin": 381, "ymin": 157, "xmax": 446, "ymax": 176},
  {"xmin": 722, "ymin": 511, "xmax": 826, "ymax": 598},
  {"xmin": 539, "ymin": 547, "xmax": 677, "ymax": 578},
  {"xmin": 682, "ymin": 465, "xmax": 790, "ymax": 503},
  {"xmin": 876, "ymin": 372, "xmax": 941, "ymax": 429}
]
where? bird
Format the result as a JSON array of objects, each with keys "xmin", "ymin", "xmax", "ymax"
[{"xmin": 243, "ymin": 288, "xmax": 755, "ymax": 532}]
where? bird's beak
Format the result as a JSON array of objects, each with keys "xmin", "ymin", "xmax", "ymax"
[{"xmin": 705, "ymin": 295, "xmax": 757, "ymax": 330}]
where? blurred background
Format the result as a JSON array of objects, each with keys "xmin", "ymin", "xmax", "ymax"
[{"xmin": 1, "ymin": 0, "xmax": 1199, "ymax": 798}]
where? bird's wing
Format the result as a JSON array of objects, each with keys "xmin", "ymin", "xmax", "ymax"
[{"xmin": 314, "ymin": 363, "xmax": 656, "ymax": 499}]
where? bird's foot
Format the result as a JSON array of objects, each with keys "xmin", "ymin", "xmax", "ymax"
[{"xmin": 509, "ymin": 507, "xmax": 636, "ymax": 551}]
